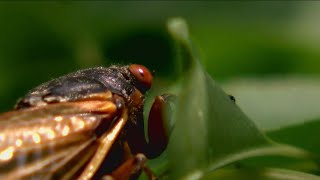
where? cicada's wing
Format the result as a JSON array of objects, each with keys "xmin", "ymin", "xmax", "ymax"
[
  {"xmin": 3, "ymin": 138, "xmax": 98, "ymax": 179},
  {"xmin": 0, "ymin": 100, "xmax": 117, "ymax": 179}
]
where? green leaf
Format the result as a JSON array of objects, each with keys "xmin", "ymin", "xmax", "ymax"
[
  {"xmin": 223, "ymin": 78, "xmax": 320, "ymax": 131},
  {"xmin": 267, "ymin": 118, "xmax": 320, "ymax": 155},
  {"xmin": 166, "ymin": 18, "xmax": 316, "ymax": 179},
  {"xmin": 201, "ymin": 167, "xmax": 320, "ymax": 180},
  {"xmin": 222, "ymin": 79, "xmax": 320, "ymax": 173}
]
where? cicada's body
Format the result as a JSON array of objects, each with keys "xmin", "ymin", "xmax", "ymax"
[{"xmin": 0, "ymin": 64, "xmax": 174, "ymax": 179}]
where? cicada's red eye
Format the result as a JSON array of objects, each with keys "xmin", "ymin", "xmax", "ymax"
[{"xmin": 129, "ymin": 64, "xmax": 153, "ymax": 90}]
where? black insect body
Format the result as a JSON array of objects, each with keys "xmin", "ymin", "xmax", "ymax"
[{"xmin": 0, "ymin": 64, "xmax": 173, "ymax": 179}]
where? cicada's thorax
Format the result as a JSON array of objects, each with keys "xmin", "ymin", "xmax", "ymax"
[{"xmin": 16, "ymin": 66, "xmax": 136, "ymax": 108}]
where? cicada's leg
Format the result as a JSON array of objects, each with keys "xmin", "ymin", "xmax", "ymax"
[
  {"xmin": 146, "ymin": 94, "xmax": 176, "ymax": 158},
  {"xmin": 102, "ymin": 142, "xmax": 156, "ymax": 180},
  {"xmin": 102, "ymin": 153, "xmax": 148, "ymax": 180}
]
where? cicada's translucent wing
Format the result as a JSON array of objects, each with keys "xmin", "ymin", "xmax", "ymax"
[{"xmin": 0, "ymin": 100, "xmax": 117, "ymax": 179}]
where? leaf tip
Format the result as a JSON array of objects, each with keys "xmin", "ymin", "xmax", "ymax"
[{"xmin": 167, "ymin": 17, "xmax": 190, "ymax": 44}]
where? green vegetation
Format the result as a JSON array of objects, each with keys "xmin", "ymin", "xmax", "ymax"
[{"xmin": 1, "ymin": 2, "xmax": 320, "ymax": 179}]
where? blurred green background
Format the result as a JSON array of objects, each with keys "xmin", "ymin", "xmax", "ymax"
[{"xmin": 1, "ymin": 2, "xmax": 320, "ymax": 130}]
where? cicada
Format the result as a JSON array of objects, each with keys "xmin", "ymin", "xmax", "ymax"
[{"xmin": 0, "ymin": 64, "xmax": 175, "ymax": 179}]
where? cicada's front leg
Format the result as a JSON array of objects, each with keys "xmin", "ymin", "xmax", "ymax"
[{"xmin": 146, "ymin": 94, "xmax": 177, "ymax": 158}]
